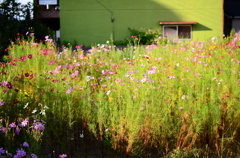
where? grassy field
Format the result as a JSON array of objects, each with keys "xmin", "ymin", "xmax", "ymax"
[{"xmin": 0, "ymin": 33, "xmax": 239, "ymax": 158}]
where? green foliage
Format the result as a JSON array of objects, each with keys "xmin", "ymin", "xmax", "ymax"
[
  {"xmin": 113, "ymin": 27, "xmax": 165, "ymax": 46},
  {"xmin": 0, "ymin": 33, "xmax": 240, "ymax": 157},
  {"xmin": 167, "ymin": 148, "xmax": 201, "ymax": 158},
  {"xmin": 113, "ymin": 39, "xmax": 129, "ymax": 46},
  {"xmin": 128, "ymin": 27, "xmax": 162, "ymax": 45}
]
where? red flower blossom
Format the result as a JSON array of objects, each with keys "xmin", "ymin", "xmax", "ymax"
[
  {"xmin": 28, "ymin": 54, "xmax": 33, "ymax": 59},
  {"xmin": 13, "ymin": 76, "xmax": 19, "ymax": 81},
  {"xmin": 13, "ymin": 99, "xmax": 19, "ymax": 104},
  {"xmin": 25, "ymin": 73, "xmax": 30, "ymax": 77}
]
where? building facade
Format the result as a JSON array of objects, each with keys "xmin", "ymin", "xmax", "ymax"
[{"xmin": 60, "ymin": 0, "xmax": 224, "ymax": 46}]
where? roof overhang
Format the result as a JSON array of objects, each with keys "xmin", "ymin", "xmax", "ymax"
[{"xmin": 159, "ymin": 21, "xmax": 198, "ymax": 25}]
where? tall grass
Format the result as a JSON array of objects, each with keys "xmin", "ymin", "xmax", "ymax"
[{"xmin": 0, "ymin": 33, "xmax": 239, "ymax": 157}]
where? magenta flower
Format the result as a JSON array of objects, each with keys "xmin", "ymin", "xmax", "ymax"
[
  {"xmin": 75, "ymin": 45, "xmax": 82, "ymax": 49},
  {"xmin": 20, "ymin": 56, "xmax": 26, "ymax": 61},
  {"xmin": 6, "ymin": 82, "xmax": 13, "ymax": 89},
  {"xmin": 9, "ymin": 122, "xmax": 16, "ymax": 128},
  {"xmin": 16, "ymin": 126, "xmax": 20, "ymax": 135},
  {"xmin": 33, "ymin": 122, "xmax": 45, "ymax": 131},
  {"xmin": 0, "ymin": 127, "xmax": 6, "ymax": 133},
  {"xmin": 0, "ymin": 101, "xmax": 4, "ymax": 106},
  {"xmin": 28, "ymin": 54, "xmax": 33, "ymax": 59},
  {"xmin": 13, "ymin": 58, "xmax": 18, "ymax": 62},
  {"xmin": 130, "ymin": 36, "xmax": 137, "ymax": 38},
  {"xmin": 59, "ymin": 154, "xmax": 67, "ymax": 158}
]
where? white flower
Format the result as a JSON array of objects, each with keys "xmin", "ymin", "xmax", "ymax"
[
  {"xmin": 80, "ymin": 130, "xmax": 84, "ymax": 138},
  {"xmin": 32, "ymin": 109, "xmax": 37, "ymax": 114},
  {"xmin": 40, "ymin": 110, "xmax": 46, "ymax": 115},
  {"xmin": 23, "ymin": 103, "xmax": 29, "ymax": 109},
  {"xmin": 181, "ymin": 95, "xmax": 186, "ymax": 100},
  {"xmin": 106, "ymin": 90, "xmax": 111, "ymax": 95},
  {"xmin": 141, "ymin": 77, "xmax": 147, "ymax": 83},
  {"xmin": 38, "ymin": 103, "xmax": 43, "ymax": 107}
]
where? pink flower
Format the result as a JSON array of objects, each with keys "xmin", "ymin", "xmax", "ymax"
[
  {"xmin": 71, "ymin": 71, "xmax": 79, "ymax": 77},
  {"xmin": 0, "ymin": 101, "xmax": 4, "ymax": 106},
  {"xmin": 130, "ymin": 36, "xmax": 137, "ymax": 38},
  {"xmin": 9, "ymin": 122, "xmax": 16, "ymax": 128},
  {"xmin": 33, "ymin": 122, "xmax": 45, "ymax": 131},
  {"xmin": 20, "ymin": 56, "xmax": 26, "ymax": 61},
  {"xmin": 155, "ymin": 57, "xmax": 162, "ymax": 60},
  {"xmin": 66, "ymin": 87, "xmax": 74, "ymax": 94},
  {"xmin": 59, "ymin": 154, "xmax": 67, "ymax": 158},
  {"xmin": 168, "ymin": 76, "xmax": 175, "ymax": 79},
  {"xmin": 148, "ymin": 69, "xmax": 156, "ymax": 74},
  {"xmin": 20, "ymin": 119, "xmax": 29, "ymax": 127}
]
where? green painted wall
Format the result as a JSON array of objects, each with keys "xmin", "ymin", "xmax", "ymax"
[{"xmin": 60, "ymin": 0, "xmax": 223, "ymax": 46}]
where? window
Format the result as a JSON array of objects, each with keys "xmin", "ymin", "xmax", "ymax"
[
  {"xmin": 39, "ymin": 0, "xmax": 57, "ymax": 5},
  {"xmin": 163, "ymin": 25, "xmax": 192, "ymax": 40}
]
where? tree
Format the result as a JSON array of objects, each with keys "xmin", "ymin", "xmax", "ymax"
[{"xmin": 0, "ymin": 0, "xmax": 34, "ymax": 58}]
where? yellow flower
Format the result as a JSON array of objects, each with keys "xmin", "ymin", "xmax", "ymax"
[{"xmin": 108, "ymin": 97, "xmax": 114, "ymax": 101}]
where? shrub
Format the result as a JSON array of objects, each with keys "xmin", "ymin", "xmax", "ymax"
[{"xmin": 128, "ymin": 27, "xmax": 162, "ymax": 45}]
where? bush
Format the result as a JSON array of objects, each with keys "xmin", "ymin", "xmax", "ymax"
[{"xmin": 128, "ymin": 27, "xmax": 162, "ymax": 45}]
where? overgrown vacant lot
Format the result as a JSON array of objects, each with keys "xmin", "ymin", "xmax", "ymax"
[{"xmin": 0, "ymin": 33, "xmax": 239, "ymax": 158}]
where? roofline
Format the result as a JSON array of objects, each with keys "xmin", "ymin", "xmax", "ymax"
[{"xmin": 159, "ymin": 21, "xmax": 197, "ymax": 25}]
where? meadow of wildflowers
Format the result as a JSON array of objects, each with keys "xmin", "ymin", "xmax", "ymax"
[{"xmin": 0, "ymin": 32, "xmax": 239, "ymax": 157}]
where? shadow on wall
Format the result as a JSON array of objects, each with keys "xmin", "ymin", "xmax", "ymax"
[
  {"xmin": 193, "ymin": 23, "xmax": 212, "ymax": 31},
  {"xmin": 60, "ymin": 0, "xmax": 180, "ymax": 46},
  {"xmin": 60, "ymin": 0, "xmax": 214, "ymax": 46}
]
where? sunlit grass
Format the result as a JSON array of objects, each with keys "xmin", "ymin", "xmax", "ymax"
[{"xmin": 0, "ymin": 33, "xmax": 240, "ymax": 157}]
